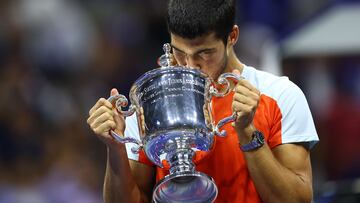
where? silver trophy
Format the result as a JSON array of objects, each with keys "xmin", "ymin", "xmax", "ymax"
[{"xmin": 108, "ymin": 43, "xmax": 240, "ymax": 202}]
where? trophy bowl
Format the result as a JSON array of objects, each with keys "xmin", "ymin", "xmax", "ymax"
[{"xmin": 108, "ymin": 44, "xmax": 240, "ymax": 202}]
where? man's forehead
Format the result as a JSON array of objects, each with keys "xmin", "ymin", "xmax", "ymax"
[{"xmin": 170, "ymin": 33, "xmax": 220, "ymax": 52}]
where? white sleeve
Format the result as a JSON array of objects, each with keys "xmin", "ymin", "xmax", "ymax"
[
  {"xmin": 277, "ymin": 81, "xmax": 319, "ymax": 149},
  {"xmin": 124, "ymin": 113, "xmax": 141, "ymax": 161}
]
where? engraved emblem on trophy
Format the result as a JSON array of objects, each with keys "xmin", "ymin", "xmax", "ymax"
[{"xmin": 108, "ymin": 43, "xmax": 241, "ymax": 202}]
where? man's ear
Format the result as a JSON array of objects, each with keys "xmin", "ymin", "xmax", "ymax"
[{"xmin": 228, "ymin": 25, "xmax": 239, "ymax": 46}]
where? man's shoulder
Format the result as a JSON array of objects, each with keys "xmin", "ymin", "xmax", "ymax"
[{"xmin": 243, "ymin": 65, "xmax": 300, "ymax": 99}]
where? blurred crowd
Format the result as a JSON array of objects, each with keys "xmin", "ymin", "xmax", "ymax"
[
  {"xmin": 0, "ymin": 0, "xmax": 168, "ymax": 202},
  {"xmin": 0, "ymin": 0, "xmax": 359, "ymax": 203}
]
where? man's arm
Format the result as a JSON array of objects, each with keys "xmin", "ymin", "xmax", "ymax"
[
  {"xmin": 243, "ymin": 141, "xmax": 313, "ymax": 203},
  {"xmin": 104, "ymin": 145, "xmax": 155, "ymax": 203},
  {"xmin": 87, "ymin": 89, "xmax": 155, "ymax": 203},
  {"xmin": 232, "ymin": 77, "xmax": 315, "ymax": 203}
]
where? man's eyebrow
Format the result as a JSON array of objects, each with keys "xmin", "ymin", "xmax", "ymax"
[
  {"xmin": 170, "ymin": 44, "xmax": 185, "ymax": 53},
  {"xmin": 196, "ymin": 48, "xmax": 216, "ymax": 53},
  {"xmin": 171, "ymin": 44, "xmax": 216, "ymax": 55}
]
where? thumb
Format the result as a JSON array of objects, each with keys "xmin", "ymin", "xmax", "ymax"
[
  {"xmin": 232, "ymin": 68, "xmax": 241, "ymax": 76},
  {"xmin": 110, "ymin": 88, "xmax": 119, "ymax": 96}
]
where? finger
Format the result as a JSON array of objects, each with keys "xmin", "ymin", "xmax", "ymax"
[
  {"xmin": 234, "ymin": 85, "xmax": 250, "ymax": 96},
  {"xmin": 232, "ymin": 68, "xmax": 241, "ymax": 76},
  {"xmin": 232, "ymin": 100, "xmax": 253, "ymax": 114},
  {"xmin": 233, "ymin": 94, "xmax": 259, "ymax": 106},
  {"xmin": 112, "ymin": 108, "xmax": 124, "ymax": 125},
  {"xmin": 237, "ymin": 79, "xmax": 260, "ymax": 95},
  {"xmin": 93, "ymin": 120, "xmax": 116, "ymax": 136},
  {"xmin": 89, "ymin": 98, "xmax": 113, "ymax": 116},
  {"xmin": 90, "ymin": 112, "xmax": 115, "ymax": 129},
  {"xmin": 235, "ymin": 84, "xmax": 260, "ymax": 101},
  {"xmin": 110, "ymin": 88, "xmax": 119, "ymax": 96},
  {"xmin": 233, "ymin": 93, "xmax": 258, "ymax": 107},
  {"xmin": 88, "ymin": 105, "xmax": 114, "ymax": 124}
]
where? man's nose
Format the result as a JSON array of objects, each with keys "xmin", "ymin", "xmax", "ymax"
[{"xmin": 185, "ymin": 56, "xmax": 200, "ymax": 70}]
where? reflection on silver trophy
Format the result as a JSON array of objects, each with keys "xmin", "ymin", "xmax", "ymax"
[{"xmin": 108, "ymin": 43, "xmax": 241, "ymax": 203}]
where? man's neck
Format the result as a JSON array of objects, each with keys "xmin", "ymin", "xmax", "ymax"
[{"xmin": 224, "ymin": 48, "xmax": 244, "ymax": 75}]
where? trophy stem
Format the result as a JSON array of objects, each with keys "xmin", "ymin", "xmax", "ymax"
[
  {"xmin": 166, "ymin": 137, "xmax": 195, "ymax": 175},
  {"xmin": 169, "ymin": 149, "xmax": 195, "ymax": 174}
]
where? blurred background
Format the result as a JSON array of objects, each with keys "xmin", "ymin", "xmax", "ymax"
[{"xmin": 0, "ymin": 0, "xmax": 359, "ymax": 202}]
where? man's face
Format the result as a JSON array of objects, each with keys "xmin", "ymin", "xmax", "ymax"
[{"xmin": 170, "ymin": 32, "xmax": 228, "ymax": 80}]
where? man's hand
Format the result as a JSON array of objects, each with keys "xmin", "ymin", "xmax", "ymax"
[
  {"xmin": 87, "ymin": 88, "xmax": 125, "ymax": 147},
  {"xmin": 231, "ymin": 69, "xmax": 261, "ymax": 144}
]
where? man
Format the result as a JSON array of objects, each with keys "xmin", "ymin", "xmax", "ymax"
[{"xmin": 87, "ymin": 0, "xmax": 319, "ymax": 202}]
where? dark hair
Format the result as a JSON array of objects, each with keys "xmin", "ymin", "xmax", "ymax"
[{"xmin": 166, "ymin": 0, "xmax": 236, "ymax": 44}]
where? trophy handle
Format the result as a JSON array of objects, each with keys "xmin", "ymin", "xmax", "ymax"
[
  {"xmin": 210, "ymin": 72, "xmax": 243, "ymax": 137},
  {"xmin": 107, "ymin": 94, "xmax": 143, "ymax": 153},
  {"xmin": 209, "ymin": 72, "xmax": 243, "ymax": 97},
  {"xmin": 108, "ymin": 94, "xmax": 136, "ymax": 117}
]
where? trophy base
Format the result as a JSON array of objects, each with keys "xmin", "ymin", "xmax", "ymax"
[{"xmin": 152, "ymin": 171, "xmax": 218, "ymax": 203}]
